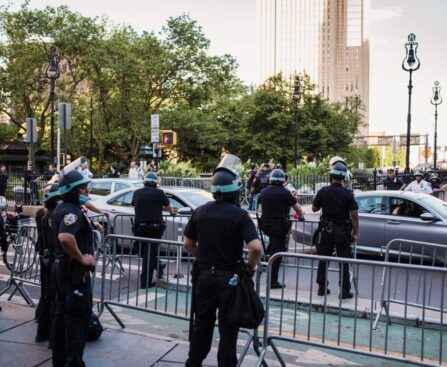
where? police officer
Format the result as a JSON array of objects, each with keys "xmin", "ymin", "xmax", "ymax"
[
  {"xmin": 250, "ymin": 164, "xmax": 271, "ymax": 209},
  {"xmin": 404, "ymin": 170, "xmax": 433, "ymax": 194},
  {"xmin": 259, "ymin": 169, "xmax": 305, "ymax": 289},
  {"xmin": 383, "ymin": 168, "xmax": 405, "ymax": 190},
  {"xmin": 51, "ymin": 170, "xmax": 95, "ymax": 367},
  {"xmin": 35, "ymin": 184, "xmax": 60, "ymax": 343},
  {"xmin": 312, "ymin": 163, "xmax": 359, "ymax": 299},
  {"xmin": 184, "ymin": 166, "xmax": 262, "ymax": 367},
  {"xmin": 131, "ymin": 172, "xmax": 175, "ymax": 288}
]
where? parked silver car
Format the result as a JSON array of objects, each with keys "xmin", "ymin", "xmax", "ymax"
[
  {"xmin": 292, "ymin": 191, "xmax": 447, "ymax": 259},
  {"xmin": 88, "ymin": 178, "xmax": 144, "ymax": 201},
  {"xmin": 89, "ymin": 186, "xmax": 213, "ymax": 243}
]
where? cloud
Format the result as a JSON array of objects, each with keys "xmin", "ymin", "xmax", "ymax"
[{"xmin": 370, "ymin": 6, "xmax": 403, "ymax": 21}]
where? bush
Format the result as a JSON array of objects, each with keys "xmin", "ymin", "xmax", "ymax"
[{"xmin": 158, "ymin": 160, "xmax": 199, "ymax": 177}]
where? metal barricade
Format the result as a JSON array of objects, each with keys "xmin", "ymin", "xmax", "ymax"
[
  {"xmin": 0, "ymin": 224, "xmax": 39, "ymax": 305},
  {"xmin": 373, "ymin": 239, "xmax": 447, "ymax": 330},
  {"xmin": 255, "ymin": 252, "xmax": 447, "ymax": 367},
  {"xmin": 0, "ymin": 227, "xmax": 103, "ymax": 306},
  {"xmin": 98, "ymin": 234, "xmax": 254, "ymax": 366}
]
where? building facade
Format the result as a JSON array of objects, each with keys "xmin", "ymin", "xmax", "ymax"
[{"xmin": 258, "ymin": 0, "xmax": 370, "ymax": 134}]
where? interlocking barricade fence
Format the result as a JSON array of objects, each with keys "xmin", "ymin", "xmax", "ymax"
[
  {"xmin": 160, "ymin": 177, "xmax": 212, "ymax": 191},
  {"xmin": 0, "ymin": 227, "xmax": 103, "ymax": 305},
  {"xmin": 255, "ymin": 252, "xmax": 447, "ymax": 367},
  {"xmin": 374, "ymin": 239, "xmax": 447, "ymax": 331},
  {"xmin": 98, "ymin": 234, "xmax": 255, "ymax": 365}
]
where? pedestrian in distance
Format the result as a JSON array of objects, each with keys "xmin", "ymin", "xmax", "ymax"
[
  {"xmin": 128, "ymin": 161, "xmax": 139, "ymax": 179},
  {"xmin": 184, "ymin": 165, "xmax": 262, "ymax": 367},
  {"xmin": 0, "ymin": 164, "xmax": 8, "ymax": 197},
  {"xmin": 250, "ymin": 163, "xmax": 271, "ymax": 210},
  {"xmin": 135, "ymin": 162, "xmax": 144, "ymax": 179},
  {"xmin": 107, "ymin": 164, "xmax": 120, "ymax": 178},
  {"xmin": 42, "ymin": 163, "xmax": 59, "ymax": 181},
  {"xmin": 312, "ymin": 162, "xmax": 359, "ymax": 300},
  {"xmin": 131, "ymin": 171, "xmax": 175, "ymax": 288},
  {"xmin": 51, "ymin": 170, "xmax": 95, "ymax": 367},
  {"xmin": 35, "ymin": 184, "xmax": 61, "ymax": 345},
  {"xmin": 259, "ymin": 169, "xmax": 305, "ymax": 289},
  {"xmin": 246, "ymin": 163, "xmax": 257, "ymax": 210},
  {"xmin": 383, "ymin": 168, "xmax": 405, "ymax": 190},
  {"xmin": 77, "ymin": 161, "xmax": 93, "ymax": 179},
  {"xmin": 404, "ymin": 170, "xmax": 433, "ymax": 194}
]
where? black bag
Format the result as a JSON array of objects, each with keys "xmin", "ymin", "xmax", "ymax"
[
  {"xmin": 87, "ymin": 313, "xmax": 103, "ymax": 341},
  {"xmin": 227, "ymin": 267, "xmax": 264, "ymax": 329}
]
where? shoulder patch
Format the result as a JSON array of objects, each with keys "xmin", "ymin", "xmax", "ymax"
[{"xmin": 63, "ymin": 213, "xmax": 78, "ymax": 226}]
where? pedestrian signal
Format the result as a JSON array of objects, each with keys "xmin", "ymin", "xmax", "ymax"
[{"xmin": 161, "ymin": 130, "xmax": 177, "ymax": 145}]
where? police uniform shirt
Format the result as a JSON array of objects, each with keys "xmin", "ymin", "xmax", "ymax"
[
  {"xmin": 52, "ymin": 202, "xmax": 94, "ymax": 258},
  {"xmin": 313, "ymin": 183, "xmax": 358, "ymax": 225},
  {"xmin": 383, "ymin": 176, "xmax": 404, "ymax": 190},
  {"xmin": 252, "ymin": 170, "xmax": 271, "ymax": 195},
  {"xmin": 35, "ymin": 208, "xmax": 46, "ymax": 253},
  {"xmin": 404, "ymin": 180, "xmax": 433, "ymax": 194},
  {"xmin": 259, "ymin": 186, "xmax": 297, "ymax": 220},
  {"xmin": 184, "ymin": 201, "xmax": 259, "ymax": 271},
  {"xmin": 131, "ymin": 187, "xmax": 170, "ymax": 223}
]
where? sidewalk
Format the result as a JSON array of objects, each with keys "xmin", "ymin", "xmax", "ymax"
[{"xmin": 0, "ymin": 299, "xmax": 420, "ymax": 367}]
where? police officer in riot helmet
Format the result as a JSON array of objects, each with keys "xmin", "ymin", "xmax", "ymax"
[
  {"xmin": 184, "ymin": 166, "xmax": 262, "ymax": 367},
  {"xmin": 35, "ymin": 184, "xmax": 60, "ymax": 344},
  {"xmin": 312, "ymin": 162, "xmax": 359, "ymax": 299},
  {"xmin": 259, "ymin": 169, "xmax": 305, "ymax": 289},
  {"xmin": 250, "ymin": 163, "xmax": 272, "ymax": 199},
  {"xmin": 329, "ymin": 156, "xmax": 353, "ymax": 190},
  {"xmin": 131, "ymin": 171, "xmax": 175, "ymax": 288},
  {"xmin": 51, "ymin": 170, "xmax": 95, "ymax": 366}
]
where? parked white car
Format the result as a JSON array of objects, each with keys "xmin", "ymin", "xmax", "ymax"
[{"xmin": 88, "ymin": 178, "xmax": 144, "ymax": 200}]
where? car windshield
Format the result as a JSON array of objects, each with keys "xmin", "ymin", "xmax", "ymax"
[
  {"xmin": 133, "ymin": 182, "xmax": 144, "ymax": 188},
  {"xmin": 180, "ymin": 191, "xmax": 213, "ymax": 208},
  {"xmin": 419, "ymin": 196, "xmax": 447, "ymax": 220}
]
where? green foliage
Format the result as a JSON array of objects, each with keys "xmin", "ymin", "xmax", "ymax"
[
  {"xmin": 158, "ymin": 160, "xmax": 199, "ymax": 177},
  {"xmin": 0, "ymin": 123, "xmax": 18, "ymax": 142},
  {"xmin": 344, "ymin": 147, "xmax": 381, "ymax": 169}
]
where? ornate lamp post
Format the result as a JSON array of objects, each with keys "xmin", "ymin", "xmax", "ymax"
[
  {"xmin": 45, "ymin": 46, "xmax": 60, "ymax": 164},
  {"xmin": 293, "ymin": 76, "xmax": 301, "ymax": 168},
  {"xmin": 402, "ymin": 33, "xmax": 421, "ymax": 172},
  {"xmin": 431, "ymin": 81, "xmax": 442, "ymax": 171}
]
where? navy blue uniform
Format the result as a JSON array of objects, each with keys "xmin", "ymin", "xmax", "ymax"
[
  {"xmin": 312, "ymin": 183, "xmax": 358, "ymax": 293},
  {"xmin": 131, "ymin": 186, "xmax": 170, "ymax": 287},
  {"xmin": 184, "ymin": 201, "xmax": 258, "ymax": 367},
  {"xmin": 51, "ymin": 202, "xmax": 94, "ymax": 367},
  {"xmin": 383, "ymin": 176, "xmax": 404, "ymax": 190},
  {"xmin": 35, "ymin": 207, "xmax": 56, "ymax": 342},
  {"xmin": 259, "ymin": 186, "xmax": 297, "ymax": 285}
]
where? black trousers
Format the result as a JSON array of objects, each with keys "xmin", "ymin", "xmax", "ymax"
[
  {"xmin": 52, "ymin": 261, "xmax": 92, "ymax": 367},
  {"xmin": 186, "ymin": 274, "xmax": 239, "ymax": 367},
  {"xmin": 316, "ymin": 226, "xmax": 352, "ymax": 292},
  {"xmin": 263, "ymin": 223, "xmax": 289, "ymax": 285},
  {"xmin": 133, "ymin": 226, "xmax": 162, "ymax": 287},
  {"xmin": 36, "ymin": 256, "xmax": 55, "ymax": 340}
]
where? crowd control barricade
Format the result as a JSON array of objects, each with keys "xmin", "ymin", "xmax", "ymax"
[
  {"xmin": 98, "ymin": 234, "xmax": 254, "ymax": 366},
  {"xmin": 255, "ymin": 252, "xmax": 447, "ymax": 367},
  {"xmin": 0, "ymin": 224, "xmax": 39, "ymax": 305},
  {"xmin": 373, "ymin": 239, "xmax": 447, "ymax": 331}
]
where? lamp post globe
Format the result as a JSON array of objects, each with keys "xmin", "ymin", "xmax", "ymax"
[
  {"xmin": 45, "ymin": 45, "xmax": 60, "ymax": 165},
  {"xmin": 402, "ymin": 33, "xmax": 420, "ymax": 173},
  {"xmin": 431, "ymin": 81, "xmax": 442, "ymax": 171}
]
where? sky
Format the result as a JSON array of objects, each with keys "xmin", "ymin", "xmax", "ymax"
[{"xmin": 4, "ymin": 0, "xmax": 447, "ymax": 152}]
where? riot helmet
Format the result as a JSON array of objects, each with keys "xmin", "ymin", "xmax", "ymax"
[
  {"xmin": 43, "ymin": 183, "xmax": 60, "ymax": 203},
  {"xmin": 58, "ymin": 170, "xmax": 90, "ymax": 205},
  {"xmin": 330, "ymin": 162, "xmax": 348, "ymax": 180},
  {"xmin": 143, "ymin": 171, "xmax": 158, "ymax": 187},
  {"xmin": 210, "ymin": 167, "xmax": 242, "ymax": 204},
  {"xmin": 430, "ymin": 173, "xmax": 439, "ymax": 181},
  {"xmin": 329, "ymin": 156, "xmax": 347, "ymax": 168},
  {"xmin": 414, "ymin": 169, "xmax": 424, "ymax": 178},
  {"xmin": 269, "ymin": 169, "xmax": 285, "ymax": 186}
]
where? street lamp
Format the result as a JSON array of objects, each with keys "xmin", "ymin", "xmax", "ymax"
[
  {"xmin": 89, "ymin": 96, "xmax": 93, "ymax": 164},
  {"xmin": 293, "ymin": 76, "xmax": 301, "ymax": 168},
  {"xmin": 431, "ymin": 81, "xmax": 442, "ymax": 171},
  {"xmin": 45, "ymin": 45, "xmax": 60, "ymax": 164},
  {"xmin": 402, "ymin": 33, "xmax": 421, "ymax": 172}
]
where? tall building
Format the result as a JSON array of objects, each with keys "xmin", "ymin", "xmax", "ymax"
[{"xmin": 258, "ymin": 0, "xmax": 370, "ymax": 134}]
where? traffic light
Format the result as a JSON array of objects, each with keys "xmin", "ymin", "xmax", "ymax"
[{"xmin": 161, "ymin": 130, "xmax": 177, "ymax": 145}]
